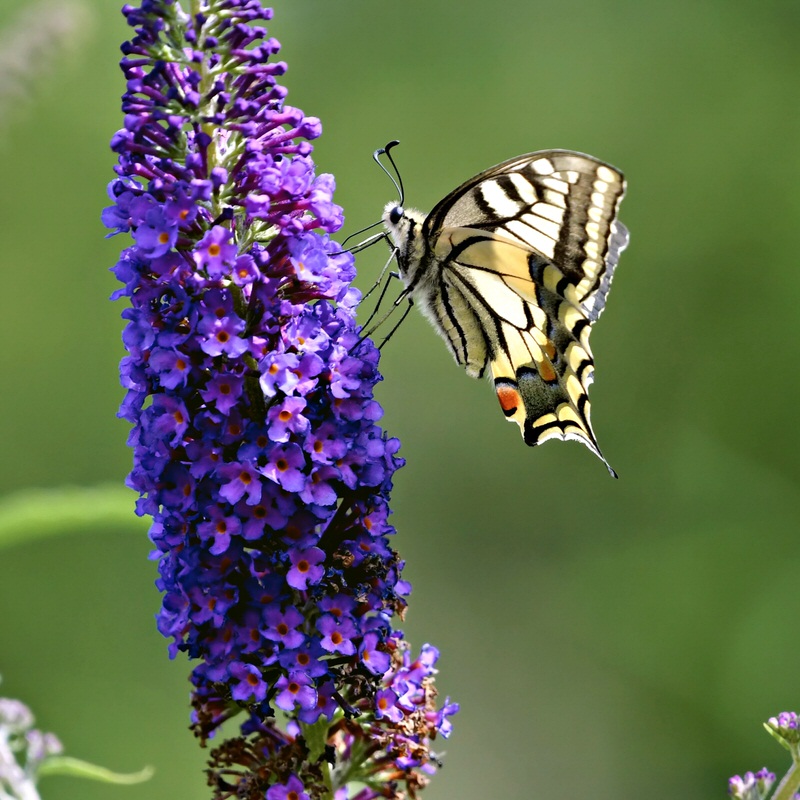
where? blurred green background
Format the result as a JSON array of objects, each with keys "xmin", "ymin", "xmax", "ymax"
[{"xmin": 0, "ymin": 0, "xmax": 798, "ymax": 797}]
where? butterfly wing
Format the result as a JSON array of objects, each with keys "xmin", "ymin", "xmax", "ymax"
[{"xmin": 422, "ymin": 150, "xmax": 627, "ymax": 473}]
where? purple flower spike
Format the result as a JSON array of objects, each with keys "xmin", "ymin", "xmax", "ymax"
[{"xmin": 107, "ymin": 1, "xmax": 455, "ymax": 797}]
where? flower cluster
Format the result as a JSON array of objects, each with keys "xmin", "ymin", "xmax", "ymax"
[
  {"xmin": 105, "ymin": 0, "xmax": 455, "ymax": 796},
  {"xmin": 767, "ymin": 712, "xmax": 800, "ymax": 748},
  {"xmin": 0, "ymin": 690, "xmax": 63, "ymax": 800},
  {"xmin": 728, "ymin": 769, "xmax": 775, "ymax": 800}
]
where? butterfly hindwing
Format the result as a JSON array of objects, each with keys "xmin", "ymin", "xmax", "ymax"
[
  {"xmin": 435, "ymin": 231, "xmax": 609, "ymax": 470},
  {"xmin": 383, "ymin": 149, "xmax": 627, "ymax": 473}
]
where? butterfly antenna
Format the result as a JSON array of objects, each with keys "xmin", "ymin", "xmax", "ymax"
[
  {"xmin": 374, "ymin": 139, "xmax": 405, "ymax": 206},
  {"xmin": 340, "ymin": 141, "xmax": 405, "ymax": 252}
]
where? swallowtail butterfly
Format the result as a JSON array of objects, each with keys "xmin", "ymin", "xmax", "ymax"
[{"xmin": 382, "ymin": 149, "xmax": 628, "ymax": 476}]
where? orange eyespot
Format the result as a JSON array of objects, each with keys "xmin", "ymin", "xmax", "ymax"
[{"xmin": 496, "ymin": 385, "xmax": 520, "ymax": 415}]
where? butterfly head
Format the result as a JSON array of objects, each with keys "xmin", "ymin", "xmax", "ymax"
[
  {"xmin": 387, "ymin": 203, "xmax": 404, "ymax": 226},
  {"xmin": 382, "ymin": 202, "xmax": 427, "ymax": 281}
]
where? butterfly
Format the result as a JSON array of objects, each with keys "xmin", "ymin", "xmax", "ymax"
[{"xmin": 382, "ymin": 149, "xmax": 628, "ymax": 476}]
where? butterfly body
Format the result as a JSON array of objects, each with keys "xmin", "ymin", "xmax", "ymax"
[{"xmin": 382, "ymin": 149, "xmax": 628, "ymax": 475}]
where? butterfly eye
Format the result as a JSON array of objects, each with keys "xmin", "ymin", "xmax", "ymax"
[{"xmin": 388, "ymin": 205, "xmax": 404, "ymax": 226}]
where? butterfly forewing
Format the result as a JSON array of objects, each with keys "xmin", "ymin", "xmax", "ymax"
[
  {"xmin": 426, "ymin": 150, "xmax": 627, "ymax": 317},
  {"xmin": 384, "ymin": 149, "xmax": 627, "ymax": 474}
]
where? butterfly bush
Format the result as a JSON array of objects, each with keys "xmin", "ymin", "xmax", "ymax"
[{"xmin": 103, "ymin": 1, "xmax": 456, "ymax": 796}]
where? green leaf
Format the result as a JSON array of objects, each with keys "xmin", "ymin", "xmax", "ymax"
[
  {"xmin": 300, "ymin": 717, "xmax": 331, "ymax": 764},
  {"xmin": 0, "ymin": 485, "xmax": 143, "ymax": 549},
  {"xmin": 765, "ymin": 721, "xmax": 794, "ymax": 752},
  {"xmin": 38, "ymin": 756, "xmax": 153, "ymax": 784}
]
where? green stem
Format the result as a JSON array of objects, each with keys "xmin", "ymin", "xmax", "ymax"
[
  {"xmin": 299, "ymin": 719, "xmax": 335, "ymax": 799},
  {"xmin": 189, "ymin": 0, "xmax": 203, "ymax": 27},
  {"xmin": 772, "ymin": 761, "xmax": 800, "ymax": 800},
  {"xmin": 318, "ymin": 759, "xmax": 334, "ymax": 799},
  {"xmin": 332, "ymin": 736, "xmax": 372, "ymax": 788},
  {"xmin": 190, "ymin": 0, "xmax": 222, "ymax": 214}
]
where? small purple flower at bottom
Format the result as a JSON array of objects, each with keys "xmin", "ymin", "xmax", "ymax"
[
  {"xmin": 194, "ymin": 225, "xmax": 238, "ymax": 278},
  {"xmin": 0, "ymin": 691, "xmax": 65, "ymax": 797},
  {"xmin": 360, "ymin": 631, "xmax": 391, "ymax": 676},
  {"xmin": 286, "ymin": 546, "xmax": 325, "ymax": 590},
  {"xmin": 230, "ymin": 662, "xmax": 268, "ymax": 703},
  {"xmin": 375, "ymin": 688, "xmax": 404, "ymax": 724},
  {"xmin": 273, "ymin": 672, "xmax": 317, "ymax": 713},
  {"xmin": 266, "ymin": 774, "xmax": 310, "ymax": 800}
]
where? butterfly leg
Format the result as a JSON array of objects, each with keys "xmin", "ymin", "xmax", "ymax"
[
  {"xmin": 377, "ymin": 298, "xmax": 414, "ymax": 350},
  {"xmin": 361, "ymin": 246, "xmax": 399, "ymax": 305},
  {"xmin": 359, "ymin": 264, "xmax": 402, "ymax": 334},
  {"xmin": 357, "ymin": 287, "xmax": 410, "ymax": 344}
]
